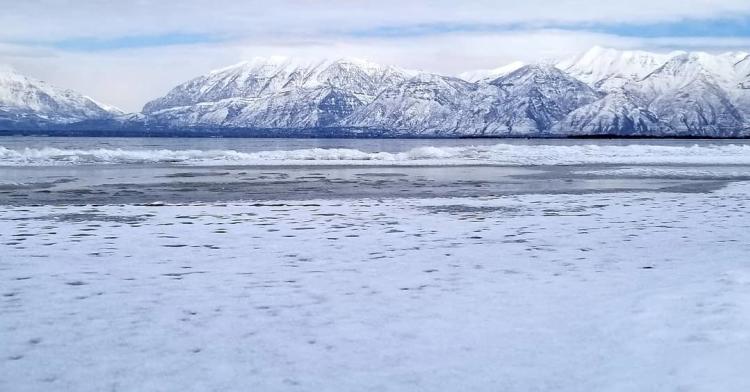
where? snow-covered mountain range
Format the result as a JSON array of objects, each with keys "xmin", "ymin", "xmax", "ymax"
[
  {"xmin": 3, "ymin": 47, "xmax": 750, "ymax": 137},
  {"xmin": 0, "ymin": 66, "xmax": 121, "ymax": 128},
  {"xmin": 142, "ymin": 57, "xmax": 415, "ymax": 129}
]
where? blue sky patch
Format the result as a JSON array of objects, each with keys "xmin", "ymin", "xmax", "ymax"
[
  {"xmin": 8, "ymin": 16, "xmax": 750, "ymax": 52},
  {"xmin": 18, "ymin": 32, "xmax": 228, "ymax": 52},
  {"xmin": 345, "ymin": 16, "xmax": 750, "ymax": 39}
]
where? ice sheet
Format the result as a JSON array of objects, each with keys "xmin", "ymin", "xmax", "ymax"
[{"xmin": 2, "ymin": 184, "xmax": 750, "ymax": 391}]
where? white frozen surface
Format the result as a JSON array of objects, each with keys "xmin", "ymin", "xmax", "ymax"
[
  {"xmin": 2, "ymin": 143, "xmax": 750, "ymax": 166},
  {"xmin": 2, "ymin": 183, "xmax": 750, "ymax": 391},
  {"xmin": 575, "ymin": 167, "xmax": 750, "ymax": 178}
]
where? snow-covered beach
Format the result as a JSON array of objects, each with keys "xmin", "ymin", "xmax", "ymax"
[{"xmin": 2, "ymin": 138, "xmax": 750, "ymax": 391}]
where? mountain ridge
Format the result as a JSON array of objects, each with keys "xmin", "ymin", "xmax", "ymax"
[
  {"xmin": 3, "ymin": 48, "xmax": 750, "ymax": 137},
  {"xmin": 0, "ymin": 67, "xmax": 120, "ymax": 126}
]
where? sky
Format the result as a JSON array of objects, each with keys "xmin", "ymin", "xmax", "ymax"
[{"xmin": 2, "ymin": 0, "xmax": 750, "ymax": 112}]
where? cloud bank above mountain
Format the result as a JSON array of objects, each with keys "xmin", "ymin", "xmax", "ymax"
[{"xmin": 2, "ymin": 0, "xmax": 750, "ymax": 111}]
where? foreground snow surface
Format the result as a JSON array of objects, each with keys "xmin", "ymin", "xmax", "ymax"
[{"xmin": 2, "ymin": 185, "xmax": 750, "ymax": 391}]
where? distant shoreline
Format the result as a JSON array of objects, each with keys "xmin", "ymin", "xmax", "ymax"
[{"xmin": 2, "ymin": 129, "xmax": 749, "ymax": 140}]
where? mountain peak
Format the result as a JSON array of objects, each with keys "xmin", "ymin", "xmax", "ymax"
[
  {"xmin": 490, "ymin": 63, "xmax": 574, "ymax": 86},
  {"xmin": 208, "ymin": 56, "xmax": 293, "ymax": 74},
  {"xmin": 0, "ymin": 65, "xmax": 30, "ymax": 83},
  {"xmin": 208, "ymin": 57, "xmax": 402, "ymax": 76},
  {"xmin": 0, "ymin": 66, "xmax": 119, "ymax": 124},
  {"xmin": 141, "ymin": 56, "xmax": 414, "ymax": 115},
  {"xmin": 561, "ymin": 46, "xmax": 677, "ymax": 85},
  {"xmin": 458, "ymin": 61, "xmax": 525, "ymax": 83}
]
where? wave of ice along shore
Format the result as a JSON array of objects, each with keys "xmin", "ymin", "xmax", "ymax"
[{"xmin": 2, "ymin": 144, "xmax": 750, "ymax": 166}]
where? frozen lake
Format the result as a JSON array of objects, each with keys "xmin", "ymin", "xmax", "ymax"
[{"xmin": 1, "ymin": 137, "xmax": 750, "ymax": 391}]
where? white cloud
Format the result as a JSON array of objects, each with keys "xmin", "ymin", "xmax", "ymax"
[{"xmin": 2, "ymin": 0, "xmax": 750, "ymax": 41}]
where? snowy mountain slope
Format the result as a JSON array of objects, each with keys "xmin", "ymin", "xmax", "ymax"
[
  {"xmin": 84, "ymin": 96, "xmax": 125, "ymax": 116},
  {"xmin": 630, "ymin": 53, "xmax": 747, "ymax": 134},
  {"xmin": 553, "ymin": 91, "xmax": 662, "ymax": 135},
  {"xmin": 648, "ymin": 75, "xmax": 745, "ymax": 136},
  {"xmin": 143, "ymin": 57, "xmax": 415, "ymax": 129},
  {"xmin": 142, "ymin": 57, "xmax": 412, "ymax": 114},
  {"xmin": 148, "ymin": 87, "xmax": 364, "ymax": 129},
  {"xmin": 557, "ymin": 49, "xmax": 750, "ymax": 136},
  {"xmin": 735, "ymin": 55, "xmax": 750, "ymax": 86},
  {"xmin": 458, "ymin": 61, "xmax": 525, "ymax": 83},
  {"xmin": 485, "ymin": 64, "xmax": 601, "ymax": 134},
  {"xmin": 0, "ymin": 67, "xmax": 118, "ymax": 124},
  {"xmin": 559, "ymin": 46, "xmax": 677, "ymax": 86},
  {"xmin": 343, "ymin": 65, "xmax": 601, "ymax": 137},
  {"xmin": 636, "ymin": 53, "xmax": 727, "ymax": 97},
  {"xmin": 341, "ymin": 73, "xmax": 496, "ymax": 136},
  {"xmin": 733, "ymin": 55, "xmax": 750, "ymax": 121}
]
